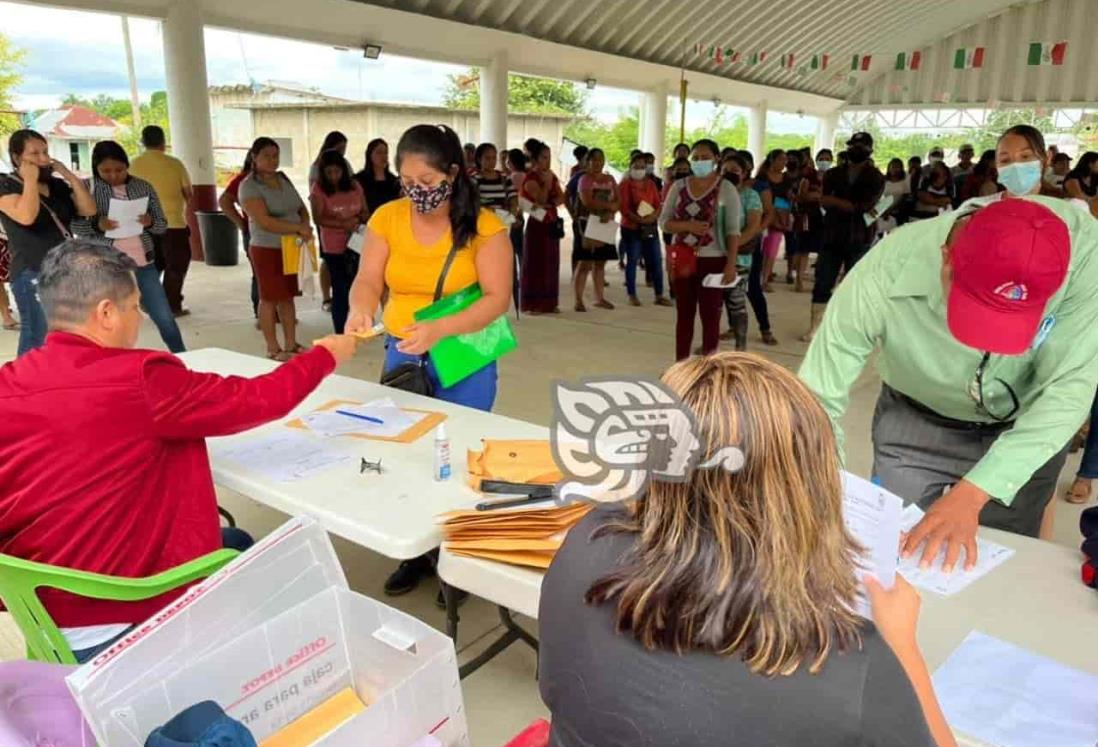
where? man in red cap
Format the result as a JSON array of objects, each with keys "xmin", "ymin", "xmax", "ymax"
[{"xmin": 800, "ymin": 196, "xmax": 1098, "ymax": 572}]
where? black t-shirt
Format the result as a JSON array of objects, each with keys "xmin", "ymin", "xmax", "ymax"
[
  {"xmin": 821, "ymin": 164, "xmax": 884, "ymax": 246},
  {"xmin": 354, "ymin": 171, "xmax": 402, "ymax": 214},
  {"xmin": 539, "ymin": 504, "xmax": 936, "ymax": 747},
  {"xmin": 0, "ymin": 174, "xmax": 76, "ymax": 276}
]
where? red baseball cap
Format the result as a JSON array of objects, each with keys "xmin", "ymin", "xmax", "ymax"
[{"xmin": 947, "ymin": 199, "xmax": 1070, "ymax": 355}]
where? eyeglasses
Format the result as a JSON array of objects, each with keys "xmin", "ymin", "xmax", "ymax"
[{"xmin": 968, "ymin": 352, "xmax": 1020, "ymax": 422}]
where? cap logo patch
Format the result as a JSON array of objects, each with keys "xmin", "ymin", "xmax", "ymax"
[{"xmin": 993, "ymin": 282, "xmax": 1028, "ymax": 301}]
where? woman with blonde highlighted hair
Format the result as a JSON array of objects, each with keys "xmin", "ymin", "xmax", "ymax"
[{"xmin": 538, "ymin": 353, "xmax": 954, "ymax": 747}]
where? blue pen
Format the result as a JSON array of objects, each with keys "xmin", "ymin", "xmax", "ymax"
[{"xmin": 335, "ymin": 409, "xmax": 384, "ymax": 425}]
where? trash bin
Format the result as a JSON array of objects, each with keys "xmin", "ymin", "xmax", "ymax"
[{"xmin": 195, "ymin": 211, "xmax": 239, "ymax": 266}]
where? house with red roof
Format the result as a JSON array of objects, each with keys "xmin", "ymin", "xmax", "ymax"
[{"xmin": 26, "ymin": 105, "xmax": 121, "ymax": 175}]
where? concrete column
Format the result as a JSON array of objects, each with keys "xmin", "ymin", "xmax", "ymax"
[
  {"xmin": 637, "ymin": 93, "xmax": 648, "ymax": 153},
  {"xmin": 815, "ymin": 110, "xmax": 840, "ymax": 154},
  {"xmin": 480, "ymin": 50, "xmax": 508, "ymax": 148},
  {"xmin": 162, "ymin": 0, "xmax": 216, "ymax": 258},
  {"xmin": 641, "ymin": 89, "xmax": 667, "ymax": 159},
  {"xmin": 747, "ymin": 101, "xmax": 767, "ymax": 160}
]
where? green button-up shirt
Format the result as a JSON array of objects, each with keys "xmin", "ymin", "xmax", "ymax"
[{"xmin": 799, "ymin": 195, "xmax": 1098, "ymax": 504}]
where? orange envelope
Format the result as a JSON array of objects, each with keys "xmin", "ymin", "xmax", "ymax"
[
  {"xmin": 466, "ymin": 440, "xmax": 563, "ymax": 490},
  {"xmin": 260, "ymin": 687, "xmax": 366, "ymax": 747}
]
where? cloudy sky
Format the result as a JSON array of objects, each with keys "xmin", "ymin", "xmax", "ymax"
[{"xmin": 3, "ymin": 1, "xmax": 814, "ymax": 133}]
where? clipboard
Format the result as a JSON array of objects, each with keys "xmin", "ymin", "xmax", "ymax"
[{"xmin": 286, "ymin": 399, "xmax": 446, "ymax": 443}]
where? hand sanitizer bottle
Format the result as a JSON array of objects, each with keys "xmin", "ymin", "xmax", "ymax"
[{"xmin": 434, "ymin": 424, "xmax": 451, "ymax": 482}]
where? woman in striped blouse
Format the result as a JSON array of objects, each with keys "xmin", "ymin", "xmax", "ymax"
[
  {"xmin": 472, "ymin": 143, "xmax": 518, "ymax": 214},
  {"xmin": 473, "ymin": 143, "xmax": 521, "ymax": 308},
  {"xmin": 74, "ymin": 140, "xmax": 185, "ymax": 353}
]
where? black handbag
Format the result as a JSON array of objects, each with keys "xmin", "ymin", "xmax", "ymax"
[
  {"xmin": 549, "ymin": 217, "xmax": 566, "ymax": 239},
  {"xmin": 379, "ymin": 242, "xmax": 461, "ymax": 396}
]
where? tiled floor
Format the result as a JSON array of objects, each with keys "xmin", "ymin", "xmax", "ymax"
[{"xmin": 0, "ymin": 256, "xmax": 1089, "ymax": 745}]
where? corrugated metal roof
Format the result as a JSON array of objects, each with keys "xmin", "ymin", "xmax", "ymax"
[{"xmin": 350, "ymin": 0, "xmax": 1024, "ymax": 101}]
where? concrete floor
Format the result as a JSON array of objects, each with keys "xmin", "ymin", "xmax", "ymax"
[{"xmin": 0, "ymin": 256, "xmax": 1090, "ymax": 746}]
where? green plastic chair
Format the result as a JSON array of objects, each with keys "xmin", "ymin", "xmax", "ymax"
[{"xmin": 0, "ymin": 549, "xmax": 238, "ymax": 665}]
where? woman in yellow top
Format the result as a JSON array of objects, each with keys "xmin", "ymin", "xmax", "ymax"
[{"xmin": 346, "ymin": 124, "xmax": 512, "ymax": 411}]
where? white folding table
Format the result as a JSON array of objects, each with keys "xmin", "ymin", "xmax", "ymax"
[
  {"xmin": 439, "ymin": 526, "xmax": 1098, "ymax": 691},
  {"xmin": 180, "ymin": 348, "xmax": 547, "ymax": 670}
]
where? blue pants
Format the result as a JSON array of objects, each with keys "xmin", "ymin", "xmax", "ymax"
[
  {"xmin": 12, "ymin": 269, "xmax": 47, "ymax": 357},
  {"xmin": 322, "ymin": 251, "xmax": 360, "ymax": 334},
  {"xmin": 620, "ymin": 227, "xmax": 664, "ymax": 297},
  {"xmin": 383, "ymin": 336, "xmax": 497, "ymax": 411},
  {"xmin": 135, "ymin": 264, "xmax": 186, "ymax": 353},
  {"xmin": 746, "ymin": 244, "xmax": 771, "ymax": 333},
  {"xmin": 1080, "ymin": 390, "xmax": 1098, "ymax": 480}
]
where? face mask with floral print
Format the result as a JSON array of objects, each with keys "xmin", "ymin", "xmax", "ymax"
[{"xmin": 406, "ymin": 180, "xmax": 452, "ymax": 214}]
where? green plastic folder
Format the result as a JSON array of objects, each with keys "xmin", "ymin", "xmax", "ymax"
[{"xmin": 415, "ymin": 283, "xmax": 517, "ymax": 388}]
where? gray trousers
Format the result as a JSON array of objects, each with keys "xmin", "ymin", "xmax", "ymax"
[{"xmin": 871, "ymin": 385, "xmax": 1069, "ymax": 537}]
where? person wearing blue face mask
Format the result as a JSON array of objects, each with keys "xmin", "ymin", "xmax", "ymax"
[
  {"xmin": 958, "ymin": 126, "xmax": 1054, "ymax": 211},
  {"xmin": 659, "ymin": 139, "xmax": 742, "ymax": 360}
]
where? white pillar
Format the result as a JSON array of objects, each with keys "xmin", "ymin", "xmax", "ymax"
[
  {"xmin": 815, "ymin": 110, "xmax": 840, "ymax": 154},
  {"xmin": 747, "ymin": 101, "xmax": 767, "ymax": 160},
  {"xmin": 637, "ymin": 93, "xmax": 648, "ymax": 153},
  {"xmin": 162, "ymin": 1, "xmax": 216, "ymax": 256},
  {"xmin": 641, "ymin": 89, "xmax": 667, "ymax": 159},
  {"xmin": 480, "ymin": 51, "xmax": 508, "ymax": 149}
]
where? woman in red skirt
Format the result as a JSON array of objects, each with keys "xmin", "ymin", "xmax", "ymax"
[
  {"xmin": 0, "ymin": 231, "xmax": 16, "ymax": 330},
  {"xmin": 520, "ymin": 141, "xmax": 565, "ymax": 314}
]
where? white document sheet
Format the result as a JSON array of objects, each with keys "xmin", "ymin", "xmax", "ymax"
[
  {"xmin": 933, "ymin": 631, "xmax": 1098, "ymax": 747},
  {"xmin": 898, "ymin": 505, "xmax": 1014, "ymax": 595},
  {"xmin": 841, "ymin": 472, "xmax": 904, "ymax": 617},
  {"xmin": 493, "ymin": 208, "xmax": 516, "ymax": 227},
  {"xmin": 518, "ymin": 197, "xmax": 535, "ymax": 213},
  {"xmin": 863, "ymin": 193, "xmax": 897, "ymax": 226},
  {"xmin": 702, "ymin": 273, "xmax": 743, "ymax": 289},
  {"xmin": 584, "ymin": 217, "xmax": 618, "ymax": 245},
  {"xmin": 217, "ymin": 432, "xmax": 355, "ymax": 482},
  {"xmin": 636, "ymin": 200, "xmax": 656, "ymax": 218},
  {"xmin": 105, "ymin": 196, "xmax": 149, "ymax": 239},
  {"xmin": 301, "ymin": 398, "xmax": 422, "ymax": 439},
  {"xmin": 346, "ymin": 225, "xmax": 366, "ymax": 253}
]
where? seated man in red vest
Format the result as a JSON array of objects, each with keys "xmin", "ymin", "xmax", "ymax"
[{"xmin": 0, "ymin": 239, "xmax": 357, "ymax": 662}]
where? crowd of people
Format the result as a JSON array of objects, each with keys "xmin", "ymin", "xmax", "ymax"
[{"xmin": 4, "ymin": 113, "xmax": 1098, "ymax": 747}]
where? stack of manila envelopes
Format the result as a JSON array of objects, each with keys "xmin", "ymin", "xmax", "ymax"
[{"xmin": 440, "ymin": 502, "xmax": 592, "ymax": 569}]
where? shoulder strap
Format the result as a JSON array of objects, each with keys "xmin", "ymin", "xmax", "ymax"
[{"xmin": 433, "ymin": 242, "xmax": 462, "ymax": 302}]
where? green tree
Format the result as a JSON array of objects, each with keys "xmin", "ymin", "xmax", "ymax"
[
  {"xmin": 565, "ymin": 108, "xmax": 640, "ymax": 170},
  {"xmin": 443, "ymin": 68, "xmax": 588, "ymax": 115},
  {"xmin": 0, "ymin": 32, "xmax": 27, "ymax": 135}
]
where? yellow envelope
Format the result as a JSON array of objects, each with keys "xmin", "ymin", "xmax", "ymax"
[
  {"xmin": 466, "ymin": 440, "xmax": 563, "ymax": 489},
  {"xmin": 260, "ymin": 687, "xmax": 366, "ymax": 747}
]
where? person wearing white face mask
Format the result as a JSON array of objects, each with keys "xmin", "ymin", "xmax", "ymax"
[
  {"xmin": 659, "ymin": 138, "xmax": 742, "ymax": 360},
  {"xmin": 619, "ymin": 152, "xmax": 670, "ymax": 307}
]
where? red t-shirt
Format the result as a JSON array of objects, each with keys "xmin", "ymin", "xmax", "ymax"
[
  {"xmin": 309, "ymin": 182, "xmax": 365, "ymax": 254},
  {"xmin": 225, "ymin": 170, "xmax": 249, "ymax": 224},
  {"xmin": 0, "ymin": 333, "xmax": 335, "ymax": 627},
  {"xmin": 618, "ymin": 177, "xmax": 662, "ymax": 230}
]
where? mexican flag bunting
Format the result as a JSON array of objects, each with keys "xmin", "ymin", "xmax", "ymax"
[
  {"xmin": 780, "ymin": 53, "xmax": 795, "ymax": 69},
  {"xmin": 953, "ymin": 47, "xmax": 985, "ymax": 69},
  {"xmin": 895, "ymin": 51, "xmax": 921, "ymax": 71},
  {"xmin": 729, "ymin": 50, "xmax": 741, "ymax": 64},
  {"xmin": 715, "ymin": 46, "xmax": 724, "ymax": 63},
  {"xmin": 1027, "ymin": 41, "xmax": 1067, "ymax": 66},
  {"xmin": 850, "ymin": 54, "xmax": 872, "ymax": 71},
  {"xmin": 809, "ymin": 53, "xmax": 829, "ymax": 70},
  {"xmin": 749, "ymin": 51, "xmax": 768, "ymax": 66}
]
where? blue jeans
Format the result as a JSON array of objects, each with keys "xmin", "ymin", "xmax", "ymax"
[
  {"xmin": 747, "ymin": 243, "xmax": 771, "ymax": 333},
  {"xmin": 1080, "ymin": 390, "xmax": 1098, "ymax": 479},
  {"xmin": 620, "ymin": 227, "xmax": 664, "ymax": 297},
  {"xmin": 135, "ymin": 264, "xmax": 186, "ymax": 353},
  {"xmin": 322, "ymin": 250, "xmax": 360, "ymax": 334},
  {"xmin": 383, "ymin": 336, "xmax": 497, "ymax": 411},
  {"xmin": 12, "ymin": 269, "xmax": 47, "ymax": 357}
]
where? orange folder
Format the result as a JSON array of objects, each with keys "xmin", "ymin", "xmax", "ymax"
[{"xmin": 259, "ymin": 687, "xmax": 367, "ymax": 747}]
